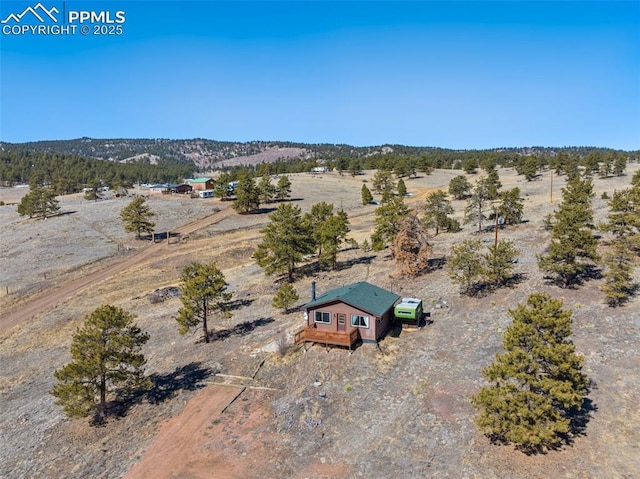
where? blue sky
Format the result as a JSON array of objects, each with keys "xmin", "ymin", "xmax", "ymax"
[{"xmin": 1, "ymin": 1, "xmax": 639, "ymax": 149}]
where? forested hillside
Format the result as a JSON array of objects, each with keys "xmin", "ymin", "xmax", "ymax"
[{"xmin": 1, "ymin": 138, "xmax": 636, "ymax": 192}]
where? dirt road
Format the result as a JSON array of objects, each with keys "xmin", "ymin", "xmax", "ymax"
[
  {"xmin": 0, "ymin": 207, "xmax": 234, "ymax": 334},
  {"xmin": 124, "ymin": 385, "xmax": 245, "ymax": 479}
]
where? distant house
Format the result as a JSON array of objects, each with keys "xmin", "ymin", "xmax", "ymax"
[
  {"xmin": 149, "ymin": 184, "xmax": 169, "ymax": 194},
  {"xmin": 168, "ymin": 183, "xmax": 192, "ymax": 194},
  {"xmin": 311, "ymin": 166, "xmax": 329, "ymax": 173},
  {"xmin": 296, "ymin": 281, "xmax": 400, "ymax": 349},
  {"xmin": 186, "ymin": 178, "xmax": 215, "ymax": 191}
]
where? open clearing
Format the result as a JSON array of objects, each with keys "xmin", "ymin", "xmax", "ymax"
[{"xmin": 1, "ymin": 167, "xmax": 639, "ymax": 478}]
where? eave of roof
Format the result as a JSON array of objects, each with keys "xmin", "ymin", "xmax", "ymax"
[{"xmin": 303, "ymin": 281, "xmax": 400, "ymax": 317}]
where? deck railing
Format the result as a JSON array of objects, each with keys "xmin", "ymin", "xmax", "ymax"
[{"xmin": 295, "ymin": 327, "xmax": 359, "ymax": 348}]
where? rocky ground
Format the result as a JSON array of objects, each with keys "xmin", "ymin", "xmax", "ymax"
[{"xmin": 1, "ymin": 166, "xmax": 639, "ymax": 478}]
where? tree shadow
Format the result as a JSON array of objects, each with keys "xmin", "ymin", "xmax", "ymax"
[
  {"xmin": 226, "ymin": 298, "xmax": 254, "ymax": 311},
  {"xmin": 145, "ymin": 362, "xmax": 214, "ymax": 404},
  {"xmin": 106, "ymin": 362, "xmax": 214, "ymax": 422},
  {"xmin": 335, "ymin": 254, "xmax": 376, "ymax": 271},
  {"xmin": 427, "ymin": 256, "xmax": 447, "ymax": 271},
  {"xmin": 566, "ymin": 396, "xmax": 598, "ymax": 441},
  {"xmin": 207, "ymin": 317, "xmax": 275, "ymax": 342}
]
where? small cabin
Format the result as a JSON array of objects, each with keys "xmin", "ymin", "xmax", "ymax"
[
  {"xmin": 187, "ymin": 178, "xmax": 215, "ymax": 191},
  {"xmin": 296, "ymin": 281, "xmax": 400, "ymax": 349},
  {"xmin": 169, "ymin": 183, "xmax": 193, "ymax": 194}
]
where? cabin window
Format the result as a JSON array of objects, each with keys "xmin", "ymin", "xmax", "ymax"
[
  {"xmin": 351, "ymin": 314, "xmax": 369, "ymax": 328},
  {"xmin": 314, "ymin": 311, "xmax": 331, "ymax": 324}
]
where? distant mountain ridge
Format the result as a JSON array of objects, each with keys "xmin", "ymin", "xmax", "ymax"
[{"xmin": 0, "ymin": 137, "xmax": 634, "ymax": 170}]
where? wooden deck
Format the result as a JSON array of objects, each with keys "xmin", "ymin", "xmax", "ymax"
[{"xmin": 295, "ymin": 327, "xmax": 359, "ymax": 350}]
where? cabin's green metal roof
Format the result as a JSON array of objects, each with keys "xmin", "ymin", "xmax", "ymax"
[
  {"xmin": 303, "ymin": 281, "xmax": 400, "ymax": 317},
  {"xmin": 189, "ymin": 178, "xmax": 213, "ymax": 183}
]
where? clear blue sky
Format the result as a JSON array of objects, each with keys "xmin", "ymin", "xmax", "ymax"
[{"xmin": 1, "ymin": 1, "xmax": 639, "ymax": 149}]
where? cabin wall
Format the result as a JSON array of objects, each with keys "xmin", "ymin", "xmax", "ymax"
[{"xmin": 306, "ymin": 301, "xmax": 392, "ymax": 342}]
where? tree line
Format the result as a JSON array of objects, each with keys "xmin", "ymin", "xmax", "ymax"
[{"xmin": 0, "ymin": 150, "xmax": 193, "ymax": 192}]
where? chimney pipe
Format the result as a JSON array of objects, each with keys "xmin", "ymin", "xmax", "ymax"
[{"xmin": 311, "ymin": 281, "xmax": 316, "ymax": 301}]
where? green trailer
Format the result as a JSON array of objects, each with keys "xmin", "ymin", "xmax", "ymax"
[{"xmin": 394, "ymin": 298, "xmax": 423, "ymax": 325}]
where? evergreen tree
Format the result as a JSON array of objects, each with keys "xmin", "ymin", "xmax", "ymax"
[
  {"xmin": 448, "ymin": 239, "xmax": 485, "ymax": 295},
  {"xmin": 372, "ymin": 169, "xmax": 395, "ymax": 197},
  {"xmin": 498, "ymin": 187, "xmax": 524, "ymax": 225},
  {"xmin": 449, "ymin": 175, "xmax": 471, "ymax": 200},
  {"xmin": 396, "ymin": 178, "xmax": 407, "ymax": 197},
  {"xmin": 471, "ymin": 293, "xmax": 589, "ymax": 453},
  {"xmin": 17, "ymin": 186, "xmax": 60, "ymax": 219},
  {"xmin": 462, "ymin": 158, "xmax": 478, "ymax": 174},
  {"xmin": 484, "ymin": 166, "xmax": 502, "ymax": 200},
  {"xmin": 423, "ymin": 190, "xmax": 455, "ymax": 236},
  {"xmin": 254, "ymin": 203, "xmax": 315, "ymax": 281},
  {"xmin": 257, "ymin": 174, "xmax": 276, "ymax": 204},
  {"xmin": 601, "ymin": 239, "xmax": 637, "ymax": 306},
  {"xmin": 272, "ymin": 282, "xmax": 300, "ymax": 313},
  {"xmin": 613, "ymin": 154, "xmax": 627, "ymax": 176},
  {"xmin": 361, "ymin": 184, "xmax": 374, "ymax": 205},
  {"xmin": 464, "ymin": 178, "xmax": 492, "ymax": 233},
  {"xmin": 349, "ymin": 158, "xmax": 361, "ymax": 176},
  {"xmin": 516, "ymin": 156, "xmax": 540, "ymax": 181},
  {"xmin": 120, "ymin": 197, "xmax": 155, "ymax": 240},
  {"xmin": 390, "ymin": 213, "xmax": 433, "ymax": 277},
  {"xmin": 304, "ymin": 202, "xmax": 334, "ymax": 256},
  {"xmin": 371, "ymin": 196, "xmax": 411, "ymax": 251},
  {"xmin": 51, "ymin": 305, "xmax": 151, "ymax": 424},
  {"xmin": 599, "ymin": 186, "xmax": 640, "ymax": 252},
  {"xmin": 176, "ymin": 261, "xmax": 232, "ymax": 344},
  {"xmin": 233, "ymin": 175, "xmax": 261, "ymax": 213},
  {"xmin": 275, "ymin": 175, "xmax": 292, "ymax": 201},
  {"xmin": 318, "ymin": 209, "xmax": 350, "ymax": 269},
  {"xmin": 538, "ymin": 175, "xmax": 599, "ymax": 286},
  {"xmin": 84, "ymin": 179, "xmax": 104, "ymax": 201},
  {"xmin": 484, "ymin": 240, "xmax": 519, "ymax": 287},
  {"xmin": 214, "ymin": 173, "xmax": 234, "ymax": 201}
]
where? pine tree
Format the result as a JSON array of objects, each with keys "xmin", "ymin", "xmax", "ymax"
[
  {"xmin": 214, "ymin": 173, "xmax": 234, "ymax": 201},
  {"xmin": 120, "ymin": 197, "xmax": 156, "ymax": 240},
  {"xmin": 371, "ymin": 196, "xmax": 411, "ymax": 251},
  {"xmin": 449, "ymin": 175, "xmax": 471, "ymax": 200},
  {"xmin": 538, "ymin": 175, "xmax": 599, "ymax": 286},
  {"xmin": 484, "ymin": 166, "xmax": 502, "ymax": 200},
  {"xmin": 176, "ymin": 261, "xmax": 232, "ymax": 343},
  {"xmin": 254, "ymin": 203, "xmax": 315, "ymax": 281},
  {"xmin": 361, "ymin": 184, "xmax": 374, "ymax": 205},
  {"xmin": 396, "ymin": 178, "xmax": 407, "ymax": 197},
  {"xmin": 448, "ymin": 239, "xmax": 485, "ymax": 295},
  {"xmin": 390, "ymin": 213, "xmax": 433, "ymax": 277},
  {"xmin": 17, "ymin": 186, "xmax": 60, "ymax": 219},
  {"xmin": 498, "ymin": 187, "xmax": 524, "ymax": 225},
  {"xmin": 272, "ymin": 282, "xmax": 299, "ymax": 313},
  {"xmin": 257, "ymin": 174, "xmax": 276, "ymax": 204},
  {"xmin": 304, "ymin": 202, "xmax": 334, "ymax": 256},
  {"xmin": 423, "ymin": 190, "xmax": 455, "ymax": 236},
  {"xmin": 51, "ymin": 305, "xmax": 150, "ymax": 424},
  {"xmin": 372, "ymin": 169, "xmax": 395, "ymax": 197},
  {"xmin": 275, "ymin": 175, "xmax": 292, "ymax": 201},
  {"xmin": 601, "ymin": 239, "xmax": 637, "ymax": 306},
  {"xmin": 484, "ymin": 240, "xmax": 519, "ymax": 287},
  {"xmin": 84, "ymin": 179, "xmax": 104, "ymax": 202},
  {"xmin": 515, "ymin": 156, "xmax": 540, "ymax": 181},
  {"xmin": 472, "ymin": 293, "xmax": 589, "ymax": 453},
  {"xmin": 318, "ymin": 209, "xmax": 350, "ymax": 269},
  {"xmin": 464, "ymin": 178, "xmax": 492, "ymax": 233},
  {"xmin": 233, "ymin": 175, "xmax": 261, "ymax": 213},
  {"xmin": 599, "ymin": 186, "xmax": 640, "ymax": 253}
]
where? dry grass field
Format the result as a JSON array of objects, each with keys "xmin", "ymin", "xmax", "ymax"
[{"xmin": 1, "ymin": 166, "xmax": 639, "ymax": 479}]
